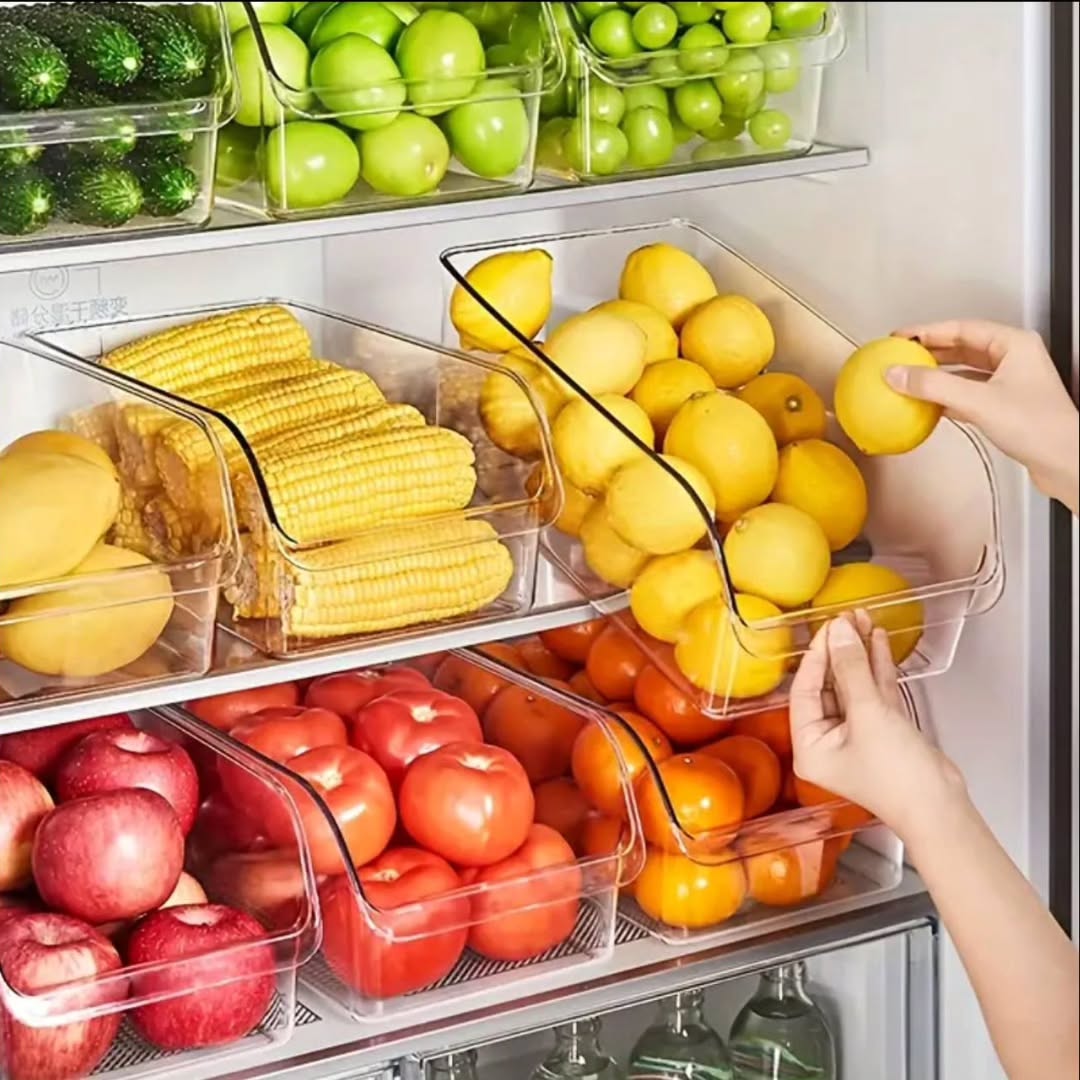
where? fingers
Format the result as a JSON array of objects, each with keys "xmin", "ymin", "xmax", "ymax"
[
  {"xmin": 868, "ymin": 627, "xmax": 903, "ymax": 709},
  {"xmin": 826, "ymin": 617, "xmax": 880, "ymax": 714},
  {"xmin": 890, "ymin": 319, "xmax": 1029, "ymax": 371},
  {"xmin": 884, "ymin": 364, "xmax": 993, "ymax": 424},
  {"xmin": 790, "ymin": 622, "xmax": 828, "ymax": 732}
]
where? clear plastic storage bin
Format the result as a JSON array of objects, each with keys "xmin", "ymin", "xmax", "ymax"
[
  {"xmin": 0, "ymin": 339, "xmax": 236, "ymax": 715},
  {"xmin": 30, "ymin": 300, "xmax": 559, "ymax": 658},
  {"xmin": 537, "ymin": 2, "xmax": 845, "ymax": 182},
  {"xmin": 216, "ymin": 0, "xmax": 562, "ymax": 219},
  {"xmin": 189, "ymin": 652, "xmax": 643, "ymax": 1022},
  {"xmin": 464, "ymin": 638, "xmax": 905, "ymax": 948},
  {"xmin": 0, "ymin": 707, "xmax": 319, "ymax": 1080},
  {"xmin": 440, "ymin": 219, "xmax": 1004, "ymax": 718},
  {"xmin": 0, "ymin": 1, "xmax": 236, "ymax": 248}
]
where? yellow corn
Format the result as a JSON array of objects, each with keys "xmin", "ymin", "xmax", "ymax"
[
  {"xmin": 142, "ymin": 494, "xmax": 199, "ymax": 558},
  {"xmin": 69, "ymin": 405, "xmax": 119, "ymax": 460},
  {"xmin": 256, "ymin": 402, "xmax": 426, "ymax": 457},
  {"xmin": 236, "ymin": 426, "xmax": 476, "ymax": 545},
  {"xmin": 109, "ymin": 486, "xmax": 153, "ymax": 557},
  {"xmin": 225, "ymin": 534, "xmax": 282, "ymax": 620},
  {"xmin": 229, "ymin": 518, "xmax": 513, "ymax": 638},
  {"xmin": 103, "ymin": 306, "xmax": 312, "ymax": 394}
]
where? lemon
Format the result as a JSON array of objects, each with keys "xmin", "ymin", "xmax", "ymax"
[
  {"xmin": 724, "ymin": 503, "xmax": 832, "ymax": 609},
  {"xmin": 663, "ymin": 391, "xmax": 778, "ymax": 521},
  {"xmin": 589, "ymin": 298, "xmax": 679, "ymax": 366},
  {"xmin": 811, "ymin": 562, "xmax": 924, "ymax": 664},
  {"xmin": 619, "ymin": 243, "xmax": 718, "ymax": 329},
  {"xmin": 834, "ymin": 337, "xmax": 942, "ymax": 455},
  {"xmin": 771, "ymin": 439, "xmax": 868, "ymax": 553},
  {"xmin": 675, "ymin": 593, "xmax": 793, "ymax": 699},
  {"xmin": 526, "ymin": 463, "xmax": 596, "ymax": 538},
  {"xmin": 478, "ymin": 349, "xmax": 564, "ymax": 459},
  {"xmin": 449, "ymin": 248, "xmax": 553, "ymax": 354},
  {"xmin": 630, "ymin": 358, "xmax": 716, "ymax": 437},
  {"xmin": 606, "ymin": 454, "xmax": 716, "ymax": 555},
  {"xmin": 736, "ymin": 371, "xmax": 828, "ymax": 445},
  {"xmin": 679, "ymin": 294, "xmax": 775, "ymax": 388},
  {"xmin": 543, "ymin": 309, "xmax": 648, "ymax": 398},
  {"xmin": 552, "ymin": 394, "xmax": 654, "ymax": 495},
  {"xmin": 631, "ymin": 550, "xmax": 724, "ymax": 643},
  {"xmin": 579, "ymin": 502, "xmax": 650, "ymax": 588}
]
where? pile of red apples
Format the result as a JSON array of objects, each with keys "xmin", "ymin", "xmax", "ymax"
[{"xmin": 0, "ymin": 715, "xmax": 278, "ymax": 1080}]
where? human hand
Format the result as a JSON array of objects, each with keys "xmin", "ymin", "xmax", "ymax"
[
  {"xmin": 886, "ymin": 320, "xmax": 1079, "ymax": 514},
  {"xmin": 789, "ymin": 612, "xmax": 966, "ymax": 845}
]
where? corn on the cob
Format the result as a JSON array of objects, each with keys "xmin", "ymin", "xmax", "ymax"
[
  {"xmin": 255, "ymin": 401, "xmax": 426, "ymax": 457},
  {"xmin": 141, "ymin": 494, "xmax": 200, "ymax": 558},
  {"xmin": 235, "ymin": 426, "xmax": 477, "ymax": 545},
  {"xmin": 229, "ymin": 518, "xmax": 513, "ymax": 638},
  {"xmin": 109, "ymin": 486, "xmax": 154, "ymax": 556},
  {"xmin": 103, "ymin": 305, "xmax": 312, "ymax": 393},
  {"xmin": 225, "ymin": 534, "xmax": 282, "ymax": 620},
  {"xmin": 69, "ymin": 405, "xmax": 119, "ymax": 460}
]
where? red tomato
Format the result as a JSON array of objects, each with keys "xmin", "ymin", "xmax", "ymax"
[
  {"xmin": 187, "ymin": 684, "xmax": 300, "ymax": 732},
  {"xmin": 517, "ymin": 638, "xmax": 576, "ymax": 681},
  {"xmin": 400, "ymin": 652, "xmax": 447, "ymax": 679},
  {"xmin": 399, "ymin": 742, "xmax": 534, "ymax": 867},
  {"xmin": 350, "ymin": 689, "xmax": 483, "ymax": 789},
  {"xmin": 304, "ymin": 668, "xmax": 429, "ymax": 719},
  {"xmin": 482, "ymin": 681, "xmax": 585, "ymax": 783},
  {"xmin": 540, "ymin": 619, "xmax": 607, "ymax": 664},
  {"xmin": 320, "ymin": 848, "xmax": 469, "ymax": 999},
  {"xmin": 271, "ymin": 745, "xmax": 396, "ymax": 875},
  {"xmin": 462, "ymin": 825, "xmax": 581, "ymax": 961},
  {"xmin": 433, "ymin": 654, "xmax": 510, "ymax": 716}
]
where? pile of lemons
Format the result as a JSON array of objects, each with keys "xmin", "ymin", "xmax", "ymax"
[{"xmin": 450, "ymin": 243, "xmax": 937, "ymax": 703}]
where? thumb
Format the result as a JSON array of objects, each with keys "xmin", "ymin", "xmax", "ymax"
[
  {"xmin": 885, "ymin": 364, "xmax": 991, "ymax": 423},
  {"xmin": 827, "ymin": 618, "xmax": 879, "ymax": 714}
]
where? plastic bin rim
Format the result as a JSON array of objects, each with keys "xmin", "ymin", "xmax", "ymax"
[
  {"xmin": 439, "ymin": 217, "xmax": 1007, "ymax": 638},
  {"xmin": 0, "ymin": 335, "xmax": 242, "ymax": 596},
  {"xmin": 239, "ymin": 0, "xmax": 565, "ymax": 115},
  {"xmin": 28, "ymin": 296, "xmax": 562, "ymax": 553},
  {"xmin": 0, "ymin": 706, "xmax": 321, "ymax": 1028}
]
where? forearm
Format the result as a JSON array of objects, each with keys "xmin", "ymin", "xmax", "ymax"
[
  {"xmin": 1032, "ymin": 407, "xmax": 1079, "ymax": 516},
  {"xmin": 903, "ymin": 786, "xmax": 1079, "ymax": 1080}
]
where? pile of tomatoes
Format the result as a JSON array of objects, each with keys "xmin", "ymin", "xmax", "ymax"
[
  {"xmin": 187, "ymin": 663, "xmax": 588, "ymax": 1001},
  {"xmin": 452, "ymin": 618, "xmax": 872, "ymax": 934}
]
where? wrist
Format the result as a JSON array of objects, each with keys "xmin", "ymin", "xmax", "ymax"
[
  {"xmin": 888, "ymin": 748, "xmax": 971, "ymax": 858},
  {"xmin": 1030, "ymin": 408, "xmax": 1080, "ymax": 515}
]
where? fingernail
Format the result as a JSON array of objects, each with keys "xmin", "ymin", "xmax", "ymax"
[
  {"xmin": 830, "ymin": 618, "xmax": 860, "ymax": 644},
  {"xmin": 911, "ymin": 334, "xmax": 922, "ymax": 344},
  {"xmin": 885, "ymin": 365, "xmax": 909, "ymax": 391}
]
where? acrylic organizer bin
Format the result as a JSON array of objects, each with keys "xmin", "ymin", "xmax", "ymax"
[
  {"xmin": 27, "ymin": 299, "xmax": 560, "ymax": 659},
  {"xmin": 440, "ymin": 218, "xmax": 1004, "ymax": 719}
]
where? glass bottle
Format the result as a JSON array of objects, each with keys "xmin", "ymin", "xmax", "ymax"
[
  {"xmin": 427, "ymin": 1050, "xmax": 480, "ymax": 1080},
  {"xmin": 628, "ymin": 989, "xmax": 733, "ymax": 1079},
  {"xmin": 530, "ymin": 1018, "xmax": 623, "ymax": 1080},
  {"xmin": 727, "ymin": 963, "xmax": 837, "ymax": 1080}
]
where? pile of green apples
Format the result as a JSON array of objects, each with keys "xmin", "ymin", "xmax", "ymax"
[
  {"xmin": 216, "ymin": 1, "xmax": 547, "ymax": 211},
  {"xmin": 540, "ymin": 1, "xmax": 829, "ymax": 177}
]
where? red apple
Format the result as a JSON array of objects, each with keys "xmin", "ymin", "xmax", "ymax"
[
  {"xmin": 0, "ymin": 913, "xmax": 125, "ymax": 1080},
  {"xmin": 126, "ymin": 904, "xmax": 276, "ymax": 1050},
  {"xmin": 204, "ymin": 850, "xmax": 308, "ymax": 931},
  {"xmin": 96, "ymin": 872, "xmax": 209, "ymax": 947},
  {"xmin": 0, "ymin": 715, "xmax": 133, "ymax": 782},
  {"xmin": 55, "ymin": 728, "xmax": 200, "ymax": 835},
  {"xmin": 32, "ymin": 789, "xmax": 184, "ymax": 925},
  {"xmin": 186, "ymin": 791, "xmax": 271, "ymax": 869},
  {"xmin": 0, "ymin": 761, "xmax": 54, "ymax": 892},
  {"xmin": 0, "ymin": 896, "xmax": 37, "ymax": 926}
]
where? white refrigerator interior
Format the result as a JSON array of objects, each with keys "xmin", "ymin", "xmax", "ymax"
[{"xmin": 0, "ymin": 4, "xmax": 1061, "ymax": 1079}]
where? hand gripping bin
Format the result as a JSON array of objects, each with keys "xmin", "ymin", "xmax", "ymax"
[
  {"xmin": 440, "ymin": 219, "xmax": 1005, "ymax": 720},
  {"xmin": 193, "ymin": 651, "xmax": 643, "ymax": 1023},
  {"xmin": 0, "ymin": 707, "xmax": 319, "ymax": 1080},
  {"xmin": 215, "ymin": 1, "xmax": 564, "ymax": 220},
  {"xmin": 28, "ymin": 300, "xmax": 559, "ymax": 658},
  {"xmin": 537, "ymin": 2, "xmax": 845, "ymax": 182},
  {"xmin": 0, "ymin": 339, "xmax": 237, "ymax": 716},
  {"xmin": 0, "ymin": 1, "xmax": 236, "ymax": 248},
  {"xmin": 466, "ymin": 637, "xmax": 906, "ymax": 948}
]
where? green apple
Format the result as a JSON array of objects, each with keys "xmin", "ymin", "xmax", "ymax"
[
  {"xmin": 289, "ymin": 0, "xmax": 334, "ymax": 40},
  {"xmin": 309, "ymin": 2, "xmax": 403, "ymax": 51},
  {"xmin": 310, "ymin": 35, "xmax": 407, "ymax": 131},
  {"xmin": 215, "ymin": 123, "xmax": 260, "ymax": 187},
  {"xmin": 359, "ymin": 113, "xmax": 450, "ymax": 195},
  {"xmin": 444, "ymin": 78, "xmax": 530, "ymax": 178},
  {"xmin": 233, "ymin": 24, "xmax": 311, "ymax": 126},
  {"xmin": 265, "ymin": 120, "xmax": 360, "ymax": 208},
  {"xmin": 565, "ymin": 116, "xmax": 628, "ymax": 175},
  {"xmin": 536, "ymin": 116, "xmax": 572, "ymax": 172},
  {"xmin": 395, "ymin": 10, "xmax": 485, "ymax": 115},
  {"xmin": 225, "ymin": 1, "xmax": 293, "ymax": 32}
]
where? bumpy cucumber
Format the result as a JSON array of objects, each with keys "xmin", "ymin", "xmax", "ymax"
[
  {"xmin": 94, "ymin": 3, "xmax": 207, "ymax": 87},
  {"xmin": 0, "ymin": 168, "xmax": 56, "ymax": 235},
  {"xmin": 59, "ymin": 162, "xmax": 144, "ymax": 226}
]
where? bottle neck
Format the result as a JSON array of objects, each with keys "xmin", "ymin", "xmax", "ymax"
[
  {"xmin": 664, "ymin": 989, "xmax": 707, "ymax": 1033},
  {"xmin": 429, "ymin": 1050, "xmax": 477, "ymax": 1079},
  {"xmin": 759, "ymin": 962, "xmax": 813, "ymax": 1005},
  {"xmin": 554, "ymin": 1019, "xmax": 603, "ymax": 1061}
]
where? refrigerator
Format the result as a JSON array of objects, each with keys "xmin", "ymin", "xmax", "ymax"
[{"xmin": 0, "ymin": 2, "xmax": 1075, "ymax": 1078}]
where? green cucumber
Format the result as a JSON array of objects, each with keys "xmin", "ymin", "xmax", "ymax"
[
  {"xmin": 0, "ymin": 22, "xmax": 70, "ymax": 109},
  {"xmin": 0, "ymin": 139, "xmax": 45, "ymax": 173},
  {"xmin": 59, "ymin": 162, "xmax": 144, "ymax": 226},
  {"xmin": 5, "ymin": 4, "xmax": 144, "ymax": 88},
  {"xmin": 56, "ymin": 86, "xmax": 138, "ymax": 161},
  {"xmin": 0, "ymin": 168, "xmax": 55, "ymax": 235},
  {"xmin": 133, "ymin": 155, "xmax": 199, "ymax": 216},
  {"xmin": 94, "ymin": 3, "xmax": 208, "ymax": 86}
]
